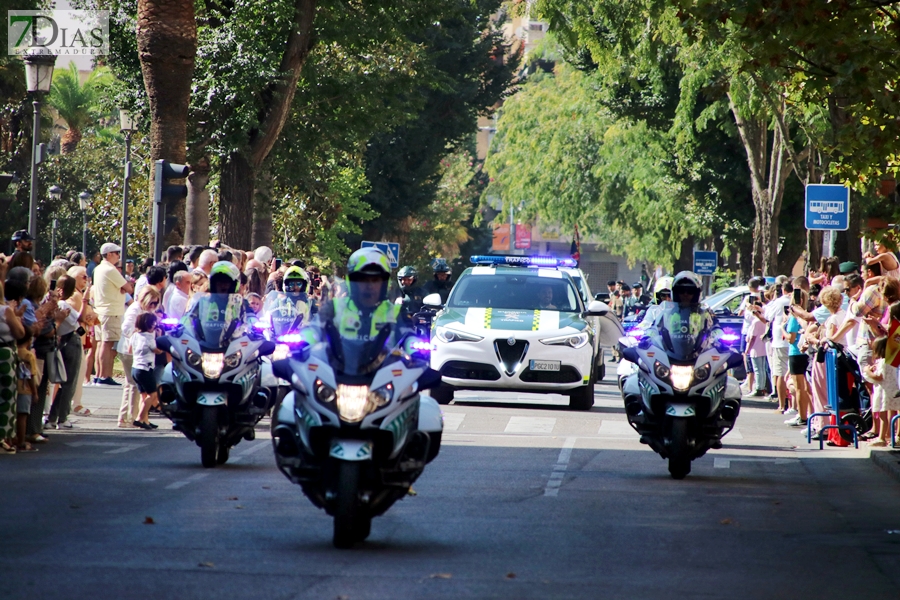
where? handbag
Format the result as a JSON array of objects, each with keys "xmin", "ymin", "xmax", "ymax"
[{"xmin": 46, "ymin": 341, "xmax": 68, "ymax": 384}]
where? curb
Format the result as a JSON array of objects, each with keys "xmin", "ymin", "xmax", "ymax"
[{"xmin": 870, "ymin": 447, "xmax": 900, "ymax": 483}]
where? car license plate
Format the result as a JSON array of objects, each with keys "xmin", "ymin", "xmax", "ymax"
[{"xmin": 530, "ymin": 360, "xmax": 560, "ymax": 372}]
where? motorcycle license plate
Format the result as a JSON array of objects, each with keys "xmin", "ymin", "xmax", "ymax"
[{"xmin": 529, "ymin": 360, "xmax": 560, "ymax": 372}]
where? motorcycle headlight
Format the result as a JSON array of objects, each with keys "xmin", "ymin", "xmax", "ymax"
[
  {"xmin": 653, "ymin": 360, "xmax": 670, "ymax": 380},
  {"xmin": 223, "ymin": 350, "xmax": 242, "ymax": 370},
  {"xmin": 336, "ymin": 384, "xmax": 370, "ymax": 422},
  {"xmin": 694, "ymin": 363, "xmax": 710, "ymax": 383},
  {"xmin": 185, "ymin": 348, "xmax": 202, "ymax": 369},
  {"xmin": 669, "ymin": 365, "xmax": 693, "ymax": 392},
  {"xmin": 201, "ymin": 353, "xmax": 224, "ymax": 379},
  {"xmin": 367, "ymin": 383, "xmax": 393, "ymax": 408},
  {"xmin": 435, "ymin": 326, "xmax": 483, "ymax": 343},
  {"xmin": 540, "ymin": 331, "xmax": 590, "ymax": 349},
  {"xmin": 273, "ymin": 344, "xmax": 292, "ymax": 361},
  {"xmin": 314, "ymin": 378, "xmax": 336, "ymax": 404}
]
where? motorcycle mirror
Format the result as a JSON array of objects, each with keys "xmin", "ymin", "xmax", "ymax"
[
  {"xmin": 258, "ymin": 340, "xmax": 277, "ymax": 357},
  {"xmin": 156, "ymin": 336, "xmax": 173, "ymax": 353},
  {"xmin": 418, "ymin": 367, "xmax": 443, "ymax": 390},
  {"xmin": 620, "ymin": 346, "xmax": 641, "ymax": 364},
  {"xmin": 584, "ymin": 300, "xmax": 610, "ymax": 317},
  {"xmin": 423, "ymin": 293, "xmax": 443, "ymax": 308},
  {"xmin": 272, "ymin": 358, "xmax": 294, "ymax": 381}
]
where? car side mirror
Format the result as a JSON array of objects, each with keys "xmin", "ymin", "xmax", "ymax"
[
  {"xmin": 584, "ymin": 300, "xmax": 610, "ymax": 317},
  {"xmin": 423, "ymin": 293, "xmax": 443, "ymax": 308}
]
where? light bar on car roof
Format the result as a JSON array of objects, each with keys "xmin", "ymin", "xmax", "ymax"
[{"xmin": 469, "ymin": 255, "xmax": 577, "ymax": 268}]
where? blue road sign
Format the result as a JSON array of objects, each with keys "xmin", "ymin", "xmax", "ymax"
[
  {"xmin": 361, "ymin": 241, "xmax": 401, "ymax": 269},
  {"xmin": 693, "ymin": 251, "xmax": 718, "ymax": 276},
  {"xmin": 805, "ymin": 184, "xmax": 849, "ymax": 231}
]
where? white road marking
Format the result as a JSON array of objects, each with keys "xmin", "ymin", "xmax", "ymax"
[
  {"xmin": 506, "ymin": 416, "xmax": 556, "ymax": 434},
  {"xmin": 165, "ymin": 473, "xmax": 209, "ymax": 490},
  {"xmin": 713, "ymin": 457, "xmax": 799, "ymax": 469},
  {"xmin": 597, "ymin": 420, "xmax": 634, "ymax": 436},
  {"xmin": 66, "ymin": 442, "xmax": 148, "ymax": 454},
  {"xmin": 441, "ymin": 412, "xmax": 465, "ymax": 431},
  {"xmin": 727, "ymin": 428, "xmax": 744, "ymax": 440},
  {"xmin": 236, "ymin": 442, "xmax": 270, "ymax": 457},
  {"xmin": 544, "ymin": 436, "xmax": 577, "ymax": 497}
]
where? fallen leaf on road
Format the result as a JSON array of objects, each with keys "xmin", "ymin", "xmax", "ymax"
[
  {"xmin": 227, "ymin": 496, "xmax": 238, "ymax": 501},
  {"xmin": 262, "ymin": 486, "xmax": 271, "ymax": 489},
  {"xmin": 407, "ymin": 488, "xmax": 418, "ymax": 496},
  {"xmin": 506, "ymin": 573, "xmax": 516, "ymax": 579},
  {"xmin": 235, "ymin": 505, "xmax": 244, "ymax": 509},
  {"xmin": 429, "ymin": 573, "xmax": 452, "ymax": 579},
  {"xmin": 143, "ymin": 517, "xmax": 155, "ymax": 525},
  {"xmin": 720, "ymin": 519, "xmax": 732, "ymax": 525},
  {"xmin": 336, "ymin": 596, "xmax": 349, "ymax": 600},
  {"xmin": 773, "ymin": 501, "xmax": 781, "ymax": 505},
  {"xmin": 198, "ymin": 562, "xmax": 214, "ymax": 568}
]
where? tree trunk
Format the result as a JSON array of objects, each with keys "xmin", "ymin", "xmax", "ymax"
[
  {"xmin": 251, "ymin": 168, "xmax": 274, "ymax": 249},
  {"xmin": 216, "ymin": 0, "xmax": 317, "ymax": 249},
  {"xmin": 60, "ymin": 126, "xmax": 81, "ymax": 154},
  {"xmin": 184, "ymin": 155, "xmax": 210, "ymax": 246},
  {"xmin": 136, "ymin": 0, "xmax": 197, "ymax": 246},
  {"xmin": 220, "ymin": 153, "xmax": 255, "ymax": 249},
  {"xmin": 673, "ymin": 235, "xmax": 694, "ymax": 273}
]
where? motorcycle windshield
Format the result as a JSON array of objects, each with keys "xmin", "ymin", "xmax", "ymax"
[
  {"xmin": 320, "ymin": 320, "xmax": 394, "ymax": 377},
  {"xmin": 186, "ymin": 294, "xmax": 245, "ymax": 351},
  {"xmin": 263, "ymin": 292, "xmax": 307, "ymax": 337},
  {"xmin": 653, "ymin": 302, "xmax": 712, "ymax": 362}
]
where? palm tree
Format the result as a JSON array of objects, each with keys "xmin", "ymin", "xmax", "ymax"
[{"xmin": 48, "ymin": 63, "xmax": 111, "ymax": 154}]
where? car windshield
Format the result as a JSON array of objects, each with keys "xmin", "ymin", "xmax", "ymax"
[{"xmin": 447, "ymin": 273, "xmax": 582, "ymax": 312}]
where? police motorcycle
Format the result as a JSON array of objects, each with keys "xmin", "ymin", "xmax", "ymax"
[
  {"xmin": 270, "ymin": 248, "xmax": 444, "ymax": 548},
  {"xmin": 618, "ymin": 272, "xmax": 744, "ymax": 479},
  {"xmin": 395, "ymin": 265, "xmax": 436, "ymax": 339},
  {"xmin": 617, "ymin": 277, "xmax": 674, "ymax": 392},
  {"xmin": 157, "ymin": 262, "xmax": 276, "ymax": 468},
  {"xmin": 256, "ymin": 266, "xmax": 313, "ymax": 404}
]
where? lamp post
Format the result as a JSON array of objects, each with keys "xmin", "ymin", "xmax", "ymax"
[
  {"xmin": 118, "ymin": 108, "xmax": 136, "ymax": 267},
  {"xmin": 23, "ymin": 53, "xmax": 57, "ymax": 253},
  {"xmin": 49, "ymin": 185, "xmax": 62, "ymax": 259},
  {"xmin": 79, "ymin": 191, "xmax": 92, "ymax": 255}
]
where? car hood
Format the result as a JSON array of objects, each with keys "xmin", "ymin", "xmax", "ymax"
[{"xmin": 435, "ymin": 307, "xmax": 586, "ymax": 332}]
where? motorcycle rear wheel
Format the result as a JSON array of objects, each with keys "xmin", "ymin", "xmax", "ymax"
[
  {"xmin": 333, "ymin": 461, "xmax": 363, "ymax": 549},
  {"xmin": 668, "ymin": 418, "xmax": 691, "ymax": 480},
  {"xmin": 199, "ymin": 406, "xmax": 219, "ymax": 469}
]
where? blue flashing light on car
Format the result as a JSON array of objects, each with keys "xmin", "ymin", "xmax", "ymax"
[
  {"xmin": 277, "ymin": 333, "xmax": 307, "ymax": 344},
  {"xmin": 469, "ymin": 255, "xmax": 578, "ymax": 268}
]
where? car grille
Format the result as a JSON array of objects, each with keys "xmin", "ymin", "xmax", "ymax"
[
  {"xmin": 441, "ymin": 361, "xmax": 502, "ymax": 381},
  {"xmin": 519, "ymin": 366, "xmax": 582, "ymax": 384},
  {"xmin": 493, "ymin": 339, "xmax": 529, "ymax": 376}
]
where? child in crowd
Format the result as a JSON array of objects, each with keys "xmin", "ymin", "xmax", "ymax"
[
  {"xmin": 130, "ymin": 312, "xmax": 163, "ymax": 430},
  {"xmin": 16, "ymin": 330, "xmax": 39, "ymax": 452},
  {"xmin": 246, "ymin": 292, "xmax": 262, "ymax": 315},
  {"xmin": 864, "ymin": 336, "xmax": 897, "ymax": 446}
]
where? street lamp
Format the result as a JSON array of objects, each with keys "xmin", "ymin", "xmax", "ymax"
[
  {"xmin": 23, "ymin": 53, "xmax": 57, "ymax": 253},
  {"xmin": 49, "ymin": 185, "xmax": 62, "ymax": 258},
  {"xmin": 79, "ymin": 191, "xmax": 92, "ymax": 255},
  {"xmin": 118, "ymin": 107, "xmax": 136, "ymax": 267}
]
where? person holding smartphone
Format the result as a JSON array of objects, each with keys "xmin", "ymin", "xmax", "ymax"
[
  {"xmin": 764, "ymin": 280, "xmax": 794, "ymax": 412},
  {"xmin": 783, "ymin": 288, "xmax": 811, "ymax": 427},
  {"xmin": 737, "ymin": 278, "xmax": 764, "ymax": 394}
]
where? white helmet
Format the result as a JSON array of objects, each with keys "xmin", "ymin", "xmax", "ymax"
[
  {"xmin": 653, "ymin": 276, "xmax": 673, "ymax": 295},
  {"xmin": 672, "ymin": 271, "xmax": 703, "ymax": 304}
]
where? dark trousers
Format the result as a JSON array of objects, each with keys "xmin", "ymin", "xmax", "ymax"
[{"xmin": 47, "ymin": 334, "xmax": 83, "ymax": 425}]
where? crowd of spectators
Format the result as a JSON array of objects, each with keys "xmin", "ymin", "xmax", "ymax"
[{"xmin": 0, "ymin": 232, "xmax": 340, "ymax": 453}]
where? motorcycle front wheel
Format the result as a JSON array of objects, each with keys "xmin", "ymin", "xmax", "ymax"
[
  {"xmin": 333, "ymin": 461, "xmax": 364, "ymax": 549},
  {"xmin": 667, "ymin": 418, "xmax": 691, "ymax": 480},
  {"xmin": 199, "ymin": 406, "xmax": 219, "ymax": 469}
]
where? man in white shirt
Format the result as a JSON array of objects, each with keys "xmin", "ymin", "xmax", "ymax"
[
  {"xmin": 736, "ymin": 277, "xmax": 764, "ymax": 392},
  {"xmin": 165, "ymin": 270, "xmax": 192, "ymax": 319},
  {"xmin": 764, "ymin": 281, "xmax": 792, "ymax": 410},
  {"xmin": 198, "ymin": 249, "xmax": 219, "ymax": 275},
  {"xmin": 93, "ymin": 243, "xmax": 134, "ymax": 385}
]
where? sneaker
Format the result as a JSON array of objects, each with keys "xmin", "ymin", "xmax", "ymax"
[
  {"xmin": 147, "ymin": 422, "xmax": 159, "ymax": 429},
  {"xmin": 97, "ymin": 377, "xmax": 122, "ymax": 386},
  {"xmin": 133, "ymin": 421, "xmax": 152, "ymax": 430},
  {"xmin": 91, "ymin": 377, "xmax": 102, "ymax": 385},
  {"xmin": 783, "ymin": 408, "xmax": 797, "ymax": 415},
  {"xmin": 789, "ymin": 418, "xmax": 808, "ymax": 428},
  {"xmin": 57, "ymin": 420, "xmax": 74, "ymax": 429}
]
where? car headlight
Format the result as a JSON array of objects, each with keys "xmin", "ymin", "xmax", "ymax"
[
  {"xmin": 185, "ymin": 348, "xmax": 202, "ymax": 369},
  {"xmin": 540, "ymin": 331, "xmax": 590, "ymax": 349},
  {"xmin": 435, "ymin": 326, "xmax": 484, "ymax": 343},
  {"xmin": 669, "ymin": 365, "xmax": 693, "ymax": 392},
  {"xmin": 336, "ymin": 384, "xmax": 370, "ymax": 422},
  {"xmin": 223, "ymin": 350, "xmax": 242, "ymax": 370},
  {"xmin": 693, "ymin": 363, "xmax": 710, "ymax": 383},
  {"xmin": 201, "ymin": 353, "xmax": 224, "ymax": 379},
  {"xmin": 314, "ymin": 378, "xmax": 336, "ymax": 404},
  {"xmin": 273, "ymin": 344, "xmax": 292, "ymax": 362},
  {"xmin": 653, "ymin": 360, "xmax": 670, "ymax": 380}
]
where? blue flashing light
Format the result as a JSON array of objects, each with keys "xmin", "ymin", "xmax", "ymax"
[
  {"xmin": 409, "ymin": 339, "xmax": 435, "ymax": 352},
  {"xmin": 469, "ymin": 255, "xmax": 578, "ymax": 268},
  {"xmin": 277, "ymin": 333, "xmax": 307, "ymax": 344}
]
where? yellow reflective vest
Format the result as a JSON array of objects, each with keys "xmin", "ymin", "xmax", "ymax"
[{"xmin": 332, "ymin": 298, "xmax": 400, "ymax": 340}]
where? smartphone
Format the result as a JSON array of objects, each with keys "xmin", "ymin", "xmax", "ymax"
[
  {"xmin": 274, "ymin": 258, "xmax": 282, "ymax": 270},
  {"xmin": 49, "ymin": 279, "xmax": 57, "ymax": 291},
  {"xmin": 749, "ymin": 297, "xmax": 759, "ymax": 306},
  {"xmin": 784, "ymin": 305, "xmax": 791, "ymax": 315},
  {"xmin": 792, "ymin": 288, "xmax": 802, "ymax": 305}
]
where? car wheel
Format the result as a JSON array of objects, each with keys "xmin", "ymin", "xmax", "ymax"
[{"xmin": 569, "ymin": 368, "xmax": 594, "ymax": 411}]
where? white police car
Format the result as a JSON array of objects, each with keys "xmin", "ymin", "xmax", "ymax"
[{"xmin": 427, "ymin": 256, "xmax": 623, "ymax": 410}]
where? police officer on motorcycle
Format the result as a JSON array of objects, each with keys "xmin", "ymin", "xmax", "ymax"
[
  {"xmin": 653, "ymin": 271, "xmax": 717, "ymax": 338},
  {"xmin": 262, "ymin": 265, "xmax": 312, "ymax": 334},
  {"xmin": 183, "ymin": 261, "xmax": 257, "ymax": 340},
  {"xmin": 423, "ymin": 258, "xmax": 453, "ymax": 304},
  {"xmin": 396, "ymin": 265, "xmax": 426, "ymax": 314}
]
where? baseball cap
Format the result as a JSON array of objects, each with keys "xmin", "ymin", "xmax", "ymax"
[
  {"xmin": 11, "ymin": 230, "xmax": 33, "ymax": 242},
  {"xmin": 838, "ymin": 261, "xmax": 859, "ymax": 274},
  {"xmin": 100, "ymin": 242, "xmax": 122, "ymax": 255},
  {"xmin": 632, "ymin": 282, "xmax": 643, "ymax": 288}
]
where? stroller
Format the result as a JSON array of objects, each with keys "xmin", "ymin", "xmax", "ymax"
[{"xmin": 827, "ymin": 341, "xmax": 871, "ymax": 443}]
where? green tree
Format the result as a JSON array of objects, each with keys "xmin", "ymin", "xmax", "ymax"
[{"xmin": 48, "ymin": 63, "xmax": 113, "ymax": 154}]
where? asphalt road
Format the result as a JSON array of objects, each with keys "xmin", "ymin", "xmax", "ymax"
[{"xmin": 3, "ymin": 371, "xmax": 900, "ymax": 599}]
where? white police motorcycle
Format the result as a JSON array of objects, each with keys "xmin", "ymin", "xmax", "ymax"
[
  {"xmin": 618, "ymin": 301, "xmax": 744, "ymax": 479},
  {"xmin": 270, "ymin": 321, "xmax": 443, "ymax": 548},
  {"xmin": 158, "ymin": 293, "xmax": 276, "ymax": 468}
]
